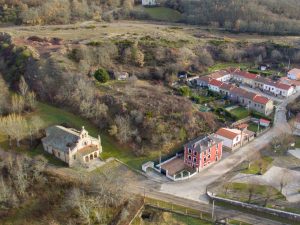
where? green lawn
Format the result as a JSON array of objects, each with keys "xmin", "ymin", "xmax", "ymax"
[
  {"xmin": 144, "ymin": 7, "xmax": 182, "ymax": 22},
  {"xmin": 229, "ymin": 107, "xmax": 250, "ymax": 120},
  {"xmin": 241, "ymin": 156, "xmax": 273, "ymax": 175},
  {"xmin": 247, "ymin": 122, "xmax": 260, "ymax": 133},
  {"xmin": 0, "ymin": 102, "xmax": 158, "ymax": 170},
  {"xmin": 219, "ymin": 182, "xmax": 285, "ymax": 203},
  {"xmin": 207, "ymin": 62, "xmax": 251, "ymax": 73},
  {"xmin": 294, "ymin": 136, "xmax": 300, "ymax": 148}
]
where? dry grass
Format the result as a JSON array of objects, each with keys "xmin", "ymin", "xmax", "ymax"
[{"xmin": 2, "ymin": 21, "xmax": 300, "ymax": 47}]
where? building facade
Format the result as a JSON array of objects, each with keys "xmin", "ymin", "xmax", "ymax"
[
  {"xmin": 288, "ymin": 68, "xmax": 300, "ymax": 80},
  {"xmin": 183, "ymin": 135, "xmax": 223, "ymax": 172},
  {"xmin": 42, "ymin": 125, "xmax": 102, "ymax": 167},
  {"xmin": 215, "ymin": 128, "xmax": 241, "ymax": 150},
  {"xmin": 142, "ymin": 0, "xmax": 157, "ymax": 6}
]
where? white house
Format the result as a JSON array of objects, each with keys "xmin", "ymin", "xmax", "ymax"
[
  {"xmin": 287, "ymin": 68, "xmax": 300, "ymax": 80},
  {"xmin": 262, "ymin": 80, "xmax": 276, "ymax": 94},
  {"xmin": 142, "ymin": 0, "xmax": 157, "ymax": 6},
  {"xmin": 274, "ymin": 82, "xmax": 294, "ymax": 97},
  {"xmin": 208, "ymin": 70, "xmax": 232, "ymax": 82},
  {"xmin": 42, "ymin": 126, "xmax": 102, "ymax": 167},
  {"xmin": 208, "ymin": 79, "xmax": 223, "ymax": 93},
  {"xmin": 215, "ymin": 128, "xmax": 241, "ymax": 150}
]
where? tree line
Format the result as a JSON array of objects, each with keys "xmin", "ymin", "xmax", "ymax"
[
  {"xmin": 0, "ymin": 0, "xmax": 134, "ymax": 25},
  {"xmin": 165, "ymin": 0, "xmax": 300, "ymax": 35}
]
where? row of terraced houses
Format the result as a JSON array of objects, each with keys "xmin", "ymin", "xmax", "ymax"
[{"xmin": 194, "ymin": 69, "xmax": 295, "ymax": 115}]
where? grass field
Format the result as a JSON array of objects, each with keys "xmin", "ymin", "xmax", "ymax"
[
  {"xmin": 241, "ymin": 156, "xmax": 273, "ymax": 175},
  {"xmin": 0, "ymin": 102, "xmax": 159, "ymax": 170},
  {"xmin": 229, "ymin": 107, "xmax": 250, "ymax": 120},
  {"xmin": 144, "ymin": 7, "xmax": 182, "ymax": 22},
  {"xmin": 247, "ymin": 122, "xmax": 260, "ymax": 133},
  {"xmin": 219, "ymin": 182, "xmax": 285, "ymax": 204},
  {"xmin": 294, "ymin": 136, "xmax": 300, "ymax": 148},
  {"xmin": 207, "ymin": 62, "xmax": 251, "ymax": 73}
]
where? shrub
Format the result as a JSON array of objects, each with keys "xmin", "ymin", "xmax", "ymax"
[
  {"xmin": 178, "ymin": 86, "xmax": 190, "ymax": 97},
  {"xmin": 94, "ymin": 68, "xmax": 110, "ymax": 83}
]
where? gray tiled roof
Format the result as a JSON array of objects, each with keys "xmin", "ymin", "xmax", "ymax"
[
  {"xmin": 184, "ymin": 135, "xmax": 222, "ymax": 153},
  {"xmin": 42, "ymin": 125, "xmax": 97, "ymax": 153}
]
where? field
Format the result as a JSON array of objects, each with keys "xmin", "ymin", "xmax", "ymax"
[
  {"xmin": 143, "ymin": 7, "xmax": 182, "ymax": 22},
  {"xmin": 218, "ymin": 182, "xmax": 285, "ymax": 205},
  {"xmin": 240, "ymin": 156, "xmax": 273, "ymax": 175}
]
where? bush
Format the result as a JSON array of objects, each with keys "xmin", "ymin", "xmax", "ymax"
[
  {"xmin": 178, "ymin": 86, "xmax": 190, "ymax": 97},
  {"xmin": 94, "ymin": 68, "xmax": 110, "ymax": 83}
]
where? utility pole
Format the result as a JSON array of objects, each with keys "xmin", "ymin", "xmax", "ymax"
[{"xmin": 212, "ymin": 200, "xmax": 215, "ymax": 221}]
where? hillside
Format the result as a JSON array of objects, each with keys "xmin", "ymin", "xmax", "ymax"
[{"xmin": 1, "ymin": 20, "xmax": 300, "ymax": 156}]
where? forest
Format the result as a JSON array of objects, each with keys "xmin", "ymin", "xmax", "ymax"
[{"xmin": 2, "ymin": 0, "xmax": 300, "ymax": 35}]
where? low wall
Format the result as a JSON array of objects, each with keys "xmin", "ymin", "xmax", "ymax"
[{"xmin": 207, "ymin": 192, "xmax": 300, "ymax": 222}]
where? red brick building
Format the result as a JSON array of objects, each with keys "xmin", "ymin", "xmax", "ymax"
[{"xmin": 183, "ymin": 135, "xmax": 223, "ymax": 172}]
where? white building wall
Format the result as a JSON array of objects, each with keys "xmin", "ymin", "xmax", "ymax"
[
  {"xmin": 288, "ymin": 73, "xmax": 297, "ymax": 80},
  {"xmin": 217, "ymin": 74, "xmax": 232, "ymax": 82},
  {"xmin": 208, "ymin": 85, "xmax": 220, "ymax": 93}
]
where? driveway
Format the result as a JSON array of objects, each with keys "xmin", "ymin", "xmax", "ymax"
[{"xmin": 159, "ymin": 92, "xmax": 300, "ymax": 203}]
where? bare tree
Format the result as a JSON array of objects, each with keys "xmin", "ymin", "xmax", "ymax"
[
  {"xmin": 0, "ymin": 75, "xmax": 9, "ymax": 115},
  {"xmin": 115, "ymin": 115, "xmax": 132, "ymax": 143},
  {"xmin": 11, "ymin": 94, "xmax": 25, "ymax": 114},
  {"xmin": 0, "ymin": 114, "xmax": 28, "ymax": 147},
  {"xmin": 25, "ymin": 91, "xmax": 37, "ymax": 111},
  {"xmin": 28, "ymin": 116, "xmax": 44, "ymax": 146},
  {"xmin": 19, "ymin": 76, "xmax": 29, "ymax": 97},
  {"xmin": 247, "ymin": 183, "xmax": 256, "ymax": 203},
  {"xmin": 279, "ymin": 169, "xmax": 291, "ymax": 193}
]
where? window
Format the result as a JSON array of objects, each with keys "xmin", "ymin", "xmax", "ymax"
[
  {"xmin": 193, "ymin": 157, "xmax": 197, "ymax": 163},
  {"xmin": 208, "ymin": 155, "xmax": 211, "ymax": 159},
  {"xmin": 188, "ymin": 155, "xmax": 192, "ymax": 160},
  {"xmin": 261, "ymin": 105, "xmax": 263, "ymax": 109},
  {"xmin": 188, "ymin": 148, "xmax": 192, "ymax": 154},
  {"xmin": 73, "ymin": 155, "xmax": 76, "ymax": 160},
  {"xmin": 193, "ymin": 151, "xmax": 197, "ymax": 156},
  {"xmin": 204, "ymin": 157, "xmax": 206, "ymax": 162},
  {"xmin": 208, "ymin": 148, "xmax": 211, "ymax": 153}
]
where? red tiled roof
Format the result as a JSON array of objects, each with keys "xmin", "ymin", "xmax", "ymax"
[
  {"xmin": 220, "ymin": 82, "xmax": 234, "ymax": 91},
  {"xmin": 216, "ymin": 128, "xmax": 240, "ymax": 140},
  {"xmin": 208, "ymin": 70, "xmax": 229, "ymax": 79},
  {"xmin": 275, "ymin": 82, "xmax": 292, "ymax": 90},
  {"xmin": 209, "ymin": 79, "xmax": 223, "ymax": 87},
  {"xmin": 197, "ymin": 76, "xmax": 211, "ymax": 82},
  {"xmin": 235, "ymin": 71, "xmax": 258, "ymax": 80},
  {"xmin": 253, "ymin": 95, "xmax": 270, "ymax": 105},
  {"xmin": 260, "ymin": 118, "xmax": 270, "ymax": 124}
]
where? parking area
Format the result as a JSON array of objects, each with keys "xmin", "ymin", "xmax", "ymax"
[{"xmin": 160, "ymin": 157, "xmax": 186, "ymax": 176}]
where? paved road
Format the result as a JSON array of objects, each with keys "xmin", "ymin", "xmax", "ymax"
[{"xmin": 159, "ymin": 92, "xmax": 300, "ymax": 203}]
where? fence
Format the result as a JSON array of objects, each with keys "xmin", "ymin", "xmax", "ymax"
[{"xmin": 207, "ymin": 191, "xmax": 300, "ymax": 222}]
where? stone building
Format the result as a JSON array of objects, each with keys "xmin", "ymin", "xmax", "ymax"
[{"xmin": 42, "ymin": 125, "xmax": 102, "ymax": 167}]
